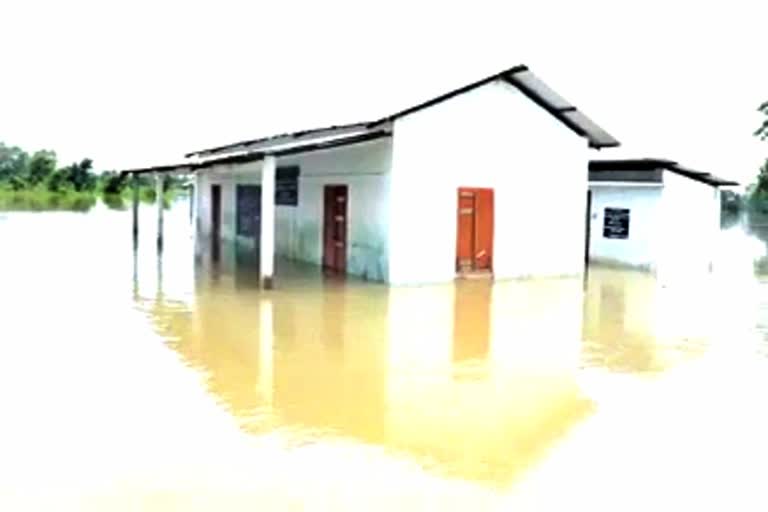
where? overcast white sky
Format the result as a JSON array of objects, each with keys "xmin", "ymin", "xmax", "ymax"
[{"xmin": 1, "ymin": 0, "xmax": 766, "ymax": 186}]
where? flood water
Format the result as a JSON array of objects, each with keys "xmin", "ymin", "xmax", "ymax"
[{"xmin": 3, "ymin": 201, "xmax": 768, "ymax": 510}]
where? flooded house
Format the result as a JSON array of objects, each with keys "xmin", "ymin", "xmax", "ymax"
[
  {"xmin": 125, "ymin": 65, "xmax": 620, "ymax": 286},
  {"xmin": 586, "ymin": 159, "xmax": 738, "ymax": 279}
]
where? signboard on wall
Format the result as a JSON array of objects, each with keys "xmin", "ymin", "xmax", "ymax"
[
  {"xmin": 275, "ymin": 166, "xmax": 300, "ymax": 206},
  {"xmin": 603, "ymin": 207, "xmax": 630, "ymax": 239}
]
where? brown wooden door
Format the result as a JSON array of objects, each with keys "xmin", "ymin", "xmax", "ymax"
[
  {"xmin": 456, "ymin": 188, "xmax": 494, "ymax": 273},
  {"xmin": 323, "ymin": 185, "xmax": 348, "ymax": 273}
]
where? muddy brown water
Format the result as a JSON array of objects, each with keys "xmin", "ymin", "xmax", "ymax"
[{"xmin": 1, "ymin": 201, "xmax": 768, "ymax": 510}]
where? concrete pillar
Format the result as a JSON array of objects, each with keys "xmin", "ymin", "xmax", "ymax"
[
  {"xmin": 189, "ymin": 181, "xmax": 194, "ymax": 226},
  {"xmin": 156, "ymin": 173, "xmax": 164, "ymax": 252},
  {"xmin": 132, "ymin": 173, "xmax": 139, "ymax": 249},
  {"xmin": 192, "ymin": 175, "xmax": 201, "ymax": 255},
  {"xmin": 260, "ymin": 155, "xmax": 276, "ymax": 289}
]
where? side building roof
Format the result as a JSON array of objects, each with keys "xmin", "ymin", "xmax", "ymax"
[{"xmin": 589, "ymin": 158, "xmax": 739, "ymax": 187}]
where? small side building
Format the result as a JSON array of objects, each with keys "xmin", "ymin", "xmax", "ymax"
[{"xmin": 586, "ymin": 158, "xmax": 738, "ymax": 277}]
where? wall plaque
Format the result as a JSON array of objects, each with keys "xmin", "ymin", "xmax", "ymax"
[
  {"xmin": 603, "ymin": 207, "xmax": 630, "ymax": 239},
  {"xmin": 275, "ymin": 166, "xmax": 300, "ymax": 206}
]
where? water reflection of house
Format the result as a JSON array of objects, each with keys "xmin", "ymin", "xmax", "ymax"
[
  {"xmin": 142, "ymin": 262, "xmax": 593, "ymax": 486},
  {"xmin": 124, "ymin": 65, "xmax": 619, "ymax": 286},
  {"xmin": 385, "ymin": 279, "xmax": 590, "ymax": 483},
  {"xmin": 582, "ymin": 267, "xmax": 711, "ymax": 373}
]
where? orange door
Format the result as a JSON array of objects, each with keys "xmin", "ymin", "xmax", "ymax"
[{"xmin": 456, "ymin": 188, "xmax": 494, "ymax": 273}]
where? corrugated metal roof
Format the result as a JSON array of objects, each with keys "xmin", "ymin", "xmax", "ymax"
[
  {"xmin": 182, "ymin": 64, "xmax": 619, "ymax": 160},
  {"xmin": 504, "ymin": 70, "xmax": 620, "ymax": 149},
  {"xmin": 121, "ymin": 131, "xmax": 391, "ymax": 177},
  {"xmin": 185, "ymin": 122, "xmax": 372, "ymax": 159},
  {"xmin": 120, "ymin": 163, "xmax": 194, "ymax": 176}
]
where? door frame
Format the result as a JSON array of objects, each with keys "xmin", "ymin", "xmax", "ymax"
[{"xmin": 456, "ymin": 187, "xmax": 494, "ymax": 275}]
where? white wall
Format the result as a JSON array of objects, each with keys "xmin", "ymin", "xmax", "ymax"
[
  {"xmin": 586, "ymin": 172, "xmax": 721, "ymax": 282},
  {"xmin": 388, "ymin": 79, "xmax": 591, "ymax": 285},
  {"xmin": 656, "ymin": 171, "xmax": 720, "ymax": 283},
  {"xmin": 195, "ymin": 138, "xmax": 393, "ymax": 282},
  {"xmin": 587, "ymin": 184, "xmax": 663, "ymax": 270}
]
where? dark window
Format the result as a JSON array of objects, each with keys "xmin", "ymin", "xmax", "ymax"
[
  {"xmin": 236, "ymin": 185, "xmax": 261, "ymax": 237},
  {"xmin": 276, "ymin": 166, "xmax": 300, "ymax": 206}
]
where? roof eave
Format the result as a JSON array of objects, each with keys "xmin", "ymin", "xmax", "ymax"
[
  {"xmin": 502, "ymin": 72, "xmax": 620, "ymax": 149},
  {"xmin": 185, "ymin": 121, "xmax": 375, "ymax": 159},
  {"xmin": 120, "ymin": 164, "xmax": 192, "ymax": 177},
  {"xmin": 590, "ymin": 141, "xmax": 622, "ymax": 150}
]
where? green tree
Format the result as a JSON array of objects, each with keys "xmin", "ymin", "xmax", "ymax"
[
  {"xmin": 46, "ymin": 170, "xmax": 71, "ymax": 193},
  {"xmin": 755, "ymin": 101, "xmax": 768, "ymax": 141},
  {"xmin": 752, "ymin": 158, "xmax": 768, "ymax": 196},
  {"xmin": 27, "ymin": 150, "xmax": 57, "ymax": 186},
  {"xmin": 746, "ymin": 160, "xmax": 768, "ymax": 214},
  {"xmin": 99, "ymin": 171, "xmax": 127, "ymax": 195},
  {"xmin": 0, "ymin": 143, "xmax": 29, "ymax": 183},
  {"xmin": 751, "ymin": 108, "xmax": 768, "ymax": 210},
  {"xmin": 59, "ymin": 158, "xmax": 97, "ymax": 192}
]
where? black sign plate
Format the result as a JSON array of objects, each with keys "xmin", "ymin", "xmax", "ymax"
[
  {"xmin": 275, "ymin": 166, "xmax": 299, "ymax": 206},
  {"xmin": 603, "ymin": 207, "xmax": 630, "ymax": 239}
]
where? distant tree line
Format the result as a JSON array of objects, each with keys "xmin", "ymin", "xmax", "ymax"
[{"xmin": 0, "ymin": 141, "xmax": 186, "ymax": 198}]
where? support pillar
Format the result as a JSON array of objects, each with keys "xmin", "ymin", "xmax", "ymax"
[
  {"xmin": 156, "ymin": 173, "xmax": 164, "ymax": 252},
  {"xmin": 189, "ymin": 182, "xmax": 194, "ymax": 226},
  {"xmin": 260, "ymin": 155, "xmax": 276, "ymax": 289},
  {"xmin": 132, "ymin": 173, "xmax": 139, "ymax": 250}
]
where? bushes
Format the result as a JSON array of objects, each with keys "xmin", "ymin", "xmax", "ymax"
[
  {"xmin": 0, "ymin": 188, "xmax": 96, "ymax": 212},
  {"xmin": 0, "ymin": 141, "xmax": 188, "ymax": 211}
]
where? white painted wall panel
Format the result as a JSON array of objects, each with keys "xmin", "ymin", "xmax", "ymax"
[
  {"xmin": 656, "ymin": 171, "xmax": 720, "ymax": 283},
  {"xmin": 587, "ymin": 185, "xmax": 663, "ymax": 270},
  {"xmin": 388, "ymin": 80, "xmax": 590, "ymax": 285}
]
